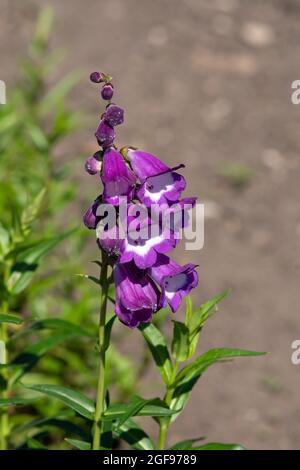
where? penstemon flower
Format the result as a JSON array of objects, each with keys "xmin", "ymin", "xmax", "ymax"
[
  {"xmin": 84, "ymin": 71, "xmax": 198, "ymax": 328},
  {"xmin": 80, "ymin": 72, "xmax": 264, "ymax": 453}
]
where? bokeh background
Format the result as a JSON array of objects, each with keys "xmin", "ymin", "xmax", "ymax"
[{"xmin": 1, "ymin": 0, "xmax": 300, "ymax": 450}]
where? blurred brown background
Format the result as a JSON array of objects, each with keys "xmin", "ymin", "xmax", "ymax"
[{"xmin": 1, "ymin": 0, "xmax": 300, "ymax": 450}]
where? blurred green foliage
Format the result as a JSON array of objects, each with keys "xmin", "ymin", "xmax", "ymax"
[{"xmin": 0, "ymin": 7, "xmax": 139, "ymax": 450}]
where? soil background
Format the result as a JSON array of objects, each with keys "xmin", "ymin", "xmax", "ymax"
[{"xmin": 1, "ymin": 0, "xmax": 300, "ymax": 450}]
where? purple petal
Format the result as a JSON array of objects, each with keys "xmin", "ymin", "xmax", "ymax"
[
  {"xmin": 150, "ymin": 254, "xmax": 198, "ymax": 313},
  {"xmin": 114, "ymin": 261, "xmax": 162, "ymax": 327},
  {"xmin": 127, "ymin": 149, "xmax": 169, "ymax": 183},
  {"xmin": 95, "ymin": 119, "xmax": 115, "ymax": 148},
  {"xmin": 101, "ymin": 147, "xmax": 136, "ymax": 205}
]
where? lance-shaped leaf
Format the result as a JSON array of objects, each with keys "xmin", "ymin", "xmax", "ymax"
[
  {"xmin": 171, "ymin": 321, "xmax": 190, "ymax": 362},
  {"xmin": 139, "ymin": 323, "xmax": 173, "ymax": 385},
  {"xmin": 170, "ymin": 437, "xmax": 205, "ymax": 450},
  {"xmin": 186, "ymin": 290, "xmax": 229, "ymax": 358},
  {"xmin": 114, "ymin": 418, "xmax": 155, "ymax": 450},
  {"xmin": 16, "ymin": 412, "xmax": 89, "ymax": 440},
  {"xmin": 11, "ymin": 318, "xmax": 93, "ymax": 341},
  {"xmin": 103, "ymin": 397, "xmax": 177, "ymax": 422},
  {"xmin": 9, "ymin": 331, "xmax": 78, "ymax": 385},
  {"xmin": 25, "ymin": 384, "xmax": 95, "ymax": 420},
  {"xmin": 170, "ymin": 348, "xmax": 265, "ymax": 422},
  {"xmin": 192, "ymin": 442, "xmax": 245, "ymax": 450},
  {"xmin": 65, "ymin": 438, "xmax": 91, "ymax": 450},
  {"xmin": 104, "ymin": 315, "xmax": 116, "ymax": 351},
  {"xmin": 0, "ymin": 397, "xmax": 38, "ymax": 407},
  {"xmin": 0, "ymin": 313, "xmax": 22, "ymax": 325},
  {"xmin": 7, "ymin": 229, "xmax": 75, "ymax": 295}
]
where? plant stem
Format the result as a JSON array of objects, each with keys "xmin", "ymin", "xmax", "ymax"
[
  {"xmin": 157, "ymin": 361, "xmax": 180, "ymax": 450},
  {"xmin": 92, "ymin": 251, "xmax": 109, "ymax": 451},
  {"xmin": 0, "ymin": 301, "xmax": 9, "ymax": 451}
]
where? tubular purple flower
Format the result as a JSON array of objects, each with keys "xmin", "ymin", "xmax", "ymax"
[
  {"xmin": 127, "ymin": 149, "xmax": 186, "ymax": 206},
  {"xmin": 101, "ymin": 83, "xmax": 114, "ymax": 100},
  {"xmin": 85, "ymin": 151, "xmax": 103, "ymax": 175},
  {"xmin": 105, "ymin": 104, "xmax": 124, "ymax": 127},
  {"xmin": 101, "ymin": 147, "xmax": 136, "ymax": 205},
  {"xmin": 83, "ymin": 197, "xmax": 101, "ymax": 229},
  {"xmin": 160, "ymin": 197, "xmax": 197, "ymax": 233},
  {"xmin": 150, "ymin": 254, "xmax": 198, "ymax": 313},
  {"xmin": 119, "ymin": 204, "xmax": 178, "ymax": 269},
  {"xmin": 114, "ymin": 261, "xmax": 164, "ymax": 328},
  {"xmin": 95, "ymin": 118, "xmax": 115, "ymax": 148}
]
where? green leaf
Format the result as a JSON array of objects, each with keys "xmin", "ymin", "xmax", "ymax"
[
  {"xmin": 139, "ymin": 323, "xmax": 173, "ymax": 385},
  {"xmin": 0, "ymin": 397, "xmax": 38, "ymax": 407},
  {"xmin": 187, "ymin": 290, "xmax": 230, "ymax": 358},
  {"xmin": 170, "ymin": 437, "xmax": 205, "ymax": 450},
  {"xmin": 12, "ymin": 318, "xmax": 93, "ymax": 341},
  {"xmin": 192, "ymin": 442, "xmax": 245, "ymax": 450},
  {"xmin": 25, "ymin": 384, "xmax": 95, "ymax": 420},
  {"xmin": 116, "ymin": 395, "xmax": 157, "ymax": 429},
  {"xmin": 104, "ymin": 398, "xmax": 177, "ymax": 421},
  {"xmin": 65, "ymin": 438, "xmax": 91, "ymax": 450},
  {"xmin": 171, "ymin": 321, "xmax": 190, "ymax": 362},
  {"xmin": 114, "ymin": 418, "xmax": 154, "ymax": 450},
  {"xmin": 16, "ymin": 412, "xmax": 89, "ymax": 440},
  {"xmin": 175, "ymin": 348, "xmax": 265, "ymax": 388},
  {"xmin": 21, "ymin": 188, "xmax": 46, "ymax": 236},
  {"xmin": 26, "ymin": 438, "xmax": 48, "ymax": 450},
  {"xmin": 170, "ymin": 348, "xmax": 265, "ymax": 422},
  {"xmin": 0, "ymin": 313, "xmax": 22, "ymax": 325},
  {"xmin": 9, "ymin": 331, "xmax": 78, "ymax": 385},
  {"xmin": 104, "ymin": 316, "xmax": 116, "ymax": 351},
  {"xmin": 7, "ymin": 230, "xmax": 75, "ymax": 295}
]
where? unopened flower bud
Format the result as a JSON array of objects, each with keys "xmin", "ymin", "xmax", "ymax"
[
  {"xmin": 95, "ymin": 118, "xmax": 115, "ymax": 148},
  {"xmin": 105, "ymin": 104, "xmax": 124, "ymax": 127},
  {"xmin": 90, "ymin": 71, "xmax": 105, "ymax": 83},
  {"xmin": 85, "ymin": 151, "xmax": 103, "ymax": 175},
  {"xmin": 83, "ymin": 197, "xmax": 101, "ymax": 229},
  {"xmin": 101, "ymin": 83, "xmax": 114, "ymax": 100}
]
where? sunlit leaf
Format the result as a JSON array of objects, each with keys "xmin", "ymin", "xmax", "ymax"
[
  {"xmin": 25, "ymin": 384, "xmax": 95, "ymax": 420},
  {"xmin": 171, "ymin": 321, "xmax": 190, "ymax": 362},
  {"xmin": 114, "ymin": 418, "xmax": 154, "ymax": 450},
  {"xmin": 170, "ymin": 348, "xmax": 265, "ymax": 422},
  {"xmin": 65, "ymin": 438, "xmax": 91, "ymax": 450},
  {"xmin": 139, "ymin": 323, "xmax": 173, "ymax": 385},
  {"xmin": 192, "ymin": 442, "xmax": 245, "ymax": 450}
]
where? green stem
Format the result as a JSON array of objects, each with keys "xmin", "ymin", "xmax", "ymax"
[
  {"xmin": 92, "ymin": 252, "xmax": 109, "ymax": 451},
  {"xmin": 157, "ymin": 361, "xmax": 180, "ymax": 450},
  {"xmin": 0, "ymin": 301, "xmax": 9, "ymax": 451}
]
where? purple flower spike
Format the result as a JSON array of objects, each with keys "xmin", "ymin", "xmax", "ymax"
[
  {"xmin": 150, "ymin": 254, "xmax": 198, "ymax": 313},
  {"xmin": 83, "ymin": 197, "xmax": 101, "ymax": 229},
  {"xmin": 85, "ymin": 151, "xmax": 103, "ymax": 175},
  {"xmin": 90, "ymin": 71, "xmax": 105, "ymax": 83},
  {"xmin": 95, "ymin": 118, "xmax": 115, "ymax": 148},
  {"xmin": 114, "ymin": 261, "xmax": 163, "ymax": 328},
  {"xmin": 101, "ymin": 147, "xmax": 136, "ymax": 205},
  {"xmin": 127, "ymin": 149, "xmax": 186, "ymax": 206},
  {"xmin": 101, "ymin": 83, "xmax": 114, "ymax": 100},
  {"xmin": 105, "ymin": 104, "xmax": 124, "ymax": 127},
  {"xmin": 119, "ymin": 205, "xmax": 178, "ymax": 269}
]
